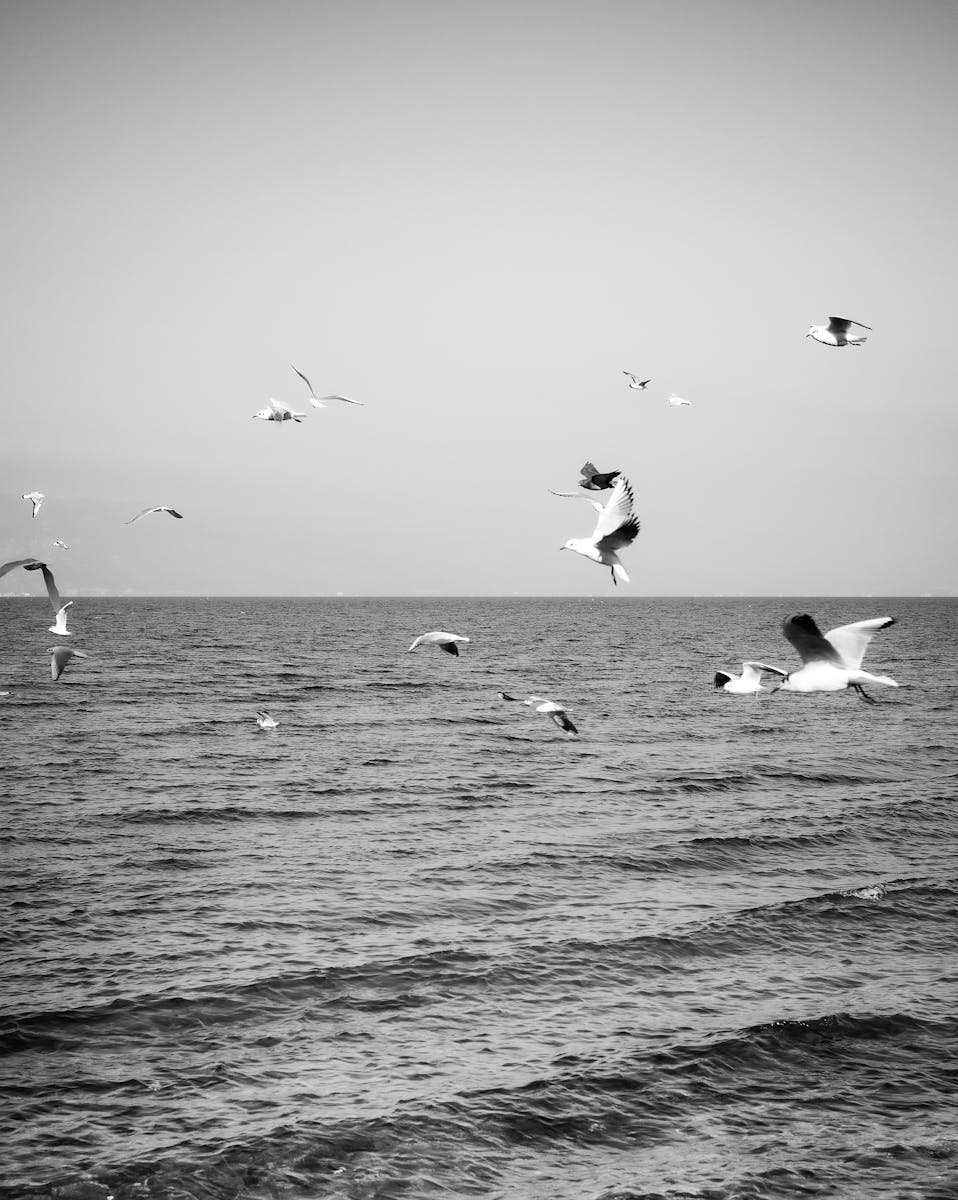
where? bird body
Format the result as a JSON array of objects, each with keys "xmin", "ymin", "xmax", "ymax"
[
  {"xmin": 623, "ymin": 372, "xmax": 651, "ymax": 390},
  {"xmin": 253, "ymin": 398, "xmax": 306, "ymax": 423},
  {"xmin": 560, "ymin": 474, "xmax": 640, "ymax": 585},
  {"xmin": 667, "ymin": 395, "xmax": 691, "ymax": 407},
  {"xmin": 48, "ymin": 601, "xmax": 73, "ymax": 636},
  {"xmin": 291, "ymin": 364, "xmax": 363, "ymax": 408},
  {"xmin": 714, "ymin": 661, "xmax": 786, "ymax": 694},
  {"xmin": 774, "ymin": 614, "xmax": 897, "ymax": 702},
  {"xmin": 255, "ymin": 711, "xmax": 279, "ymax": 729},
  {"xmin": 499, "ymin": 692, "xmax": 578, "ymax": 735},
  {"xmin": 578, "ymin": 462, "xmax": 621, "ymax": 491},
  {"xmin": 806, "ymin": 316, "xmax": 872, "ymax": 347},
  {"xmin": 408, "ymin": 631, "xmax": 470, "ymax": 656},
  {"xmin": 126, "ymin": 506, "xmax": 183, "ymax": 524},
  {"xmin": 53, "ymin": 539, "xmax": 69, "ymax": 550},
  {"xmin": 22, "ymin": 492, "xmax": 44, "ymax": 518},
  {"xmin": 47, "ymin": 646, "xmax": 87, "ymax": 681}
]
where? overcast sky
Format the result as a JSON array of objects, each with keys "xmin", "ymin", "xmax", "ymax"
[{"xmin": 3, "ymin": 0, "xmax": 956, "ymax": 596}]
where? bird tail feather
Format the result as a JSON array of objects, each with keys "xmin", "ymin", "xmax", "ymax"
[{"xmin": 613, "ymin": 562, "xmax": 630, "ymax": 584}]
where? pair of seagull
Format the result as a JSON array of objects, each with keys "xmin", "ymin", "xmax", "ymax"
[
  {"xmin": 253, "ymin": 365, "xmax": 363, "ymax": 424},
  {"xmin": 623, "ymin": 374, "xmax": 692, "ymax": 407},
  {"xmin": 716, "ymin": 614, "xmax": 897, "ymax": 702},
  {"xmin": 551, "ymin": 471, "xmax": 641, "ymax": 584}
]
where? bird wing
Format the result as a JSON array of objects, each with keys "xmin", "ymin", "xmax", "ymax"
[
  {"xmin": 321, "ymin": 394, "xmax": 363, "ymax": 406},
  {"xmin": 591, "ymin": 476, "xmax": 640, "ymax": 551},
  {"xmin": 742, "ymin": 660, "xmax": 787, "ymax": 679},
  {"xmin": 550, "ymin": 711, "xmax": 577, "ymax": 734},
  {"xmin": 781, "ymin": 615, "xmax": 842, "ymax": 665},
  {"xmin": 829, "ymin": 316, "xmax": 871, "ymax": 332},
  {"xmin": 824, "ymin": 617, "xmax": 895, "ymax": 669},
  {"xmin": 290, "ymin": 364, "xmax": 317, "ymax": 398},
  {"xmin": 163, "ymin": 508, "xmax": 184, "ymax": 519},
  {"xmin": 23, "ymin": 562, "xmax": 61, "ymax": 613},
  {"xmin": 580, "ymin": 461, "xmax": 598, "ymax": 478},
  {"xmin": 0, "ymin": 557, "xmax": 42, "ymax": 580},
  {"xmin": 49, "ymin": 646, "xmax": 71, "ymax": 680},
  {"xmin": 268, "ymin": 398, "xmax": 293, "ymax": 415},
  {"xmin": 550, "ymin": 490, "xmax": 604, "ymax": 513},
  {"xmin": 439, "ymin": 641, "xmax": 460, "ymax": 656},
  {"xmin": 714, "ymin": 671, "xmax": 733, "ymax": 688},
  {"xmin": 126, "ymin": 507, "xmax": 158, "ymax": 524}
]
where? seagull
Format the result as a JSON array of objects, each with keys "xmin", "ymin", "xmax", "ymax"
[
  {"xmin": 578, "ymin": 462, "xmax": 621, "ymax": 492},
  {"xmin": 714, "ymin": 661, "xmax": 787, "ymax": 694},
  {"xmin": 53, "ymin": 539, "xmax": 69, "ymax": 550},
  {"xmin": 21, "ymin": 492, "xmax": 44, "ymax": 518},
  {"xmin": 126, "ymin": 506, "xmax": 183, "ymax": 524},
  {"xmin": 48, "ymin": 601, "xmax": 73, "ymax": 637},
  {"xmin": 549, "ymin": 490, "xmax": 603, "ymax": 511},
  {"xmin": 772, "ymin": 614, "xmax": 898, "ymax": 703},
  {"xmin": 623, "ymin": 372, "xmax": 651, "ymax": 390},
  {"xmin": 560, "ymin": 474, "xmax": 640, "ymax": 585},
  {"xmin": 498, "ymin": 692, "xmax": 578, "ymax": 735},
  {"xmin": 255, "ymin": 711, "xmax": 279, "ymax": 729},
  {"xmin": 47, "ymin": 646, "xmax": 87, "ymax": 681},
  {"xmin": 0, "ymin": 557, "xmax": 63, "ymax": 617},
  {"xmin": 667, "ymin": 395, "xmax": 692, "ymax": 407},
  {"xmin": 253, "ymin": 398, "xmax": 306, "ymax": 424},
  {"xmin": 291, "ymin": 364, "xmax": 363, "ymax": 409},
  {"xmin": 806, "ymin": 316, "xmax": 872, "ymax": 347},
  {"xmin": 408, "ymin": 631, "xmax": 470, "ymax": 656}
]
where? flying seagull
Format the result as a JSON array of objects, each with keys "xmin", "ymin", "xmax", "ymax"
[
  {"xmin": 47, "ymin": 646, "xmax": 87, "ymax": 681},
  {"xmin": 498, "ymin": 692, "xmax": 578, "ymax": 735},
  {"xmin": 714, "ymin": 661, "xmax": 787, "ymax": 694},
  {"xmin": 21, "ymin": 492, "xmax": 44, "ymax": 518},
  {"xmin": 772, "ymin": 614, "xmax": 898, "ymax": 702},
  {"xmin": 255, "ymin": 711, "xmax": 279, "ymax": 729},
  {"xmin": 578, "ymin": 462, "xmax": 621, "ymax": 492},
  {"xmin": 0, "ymin": 558, "xmax": 63, "ymax": 617},
  {"xmin": 253, "ymin": 398, "xmax": 306, "ymax": 424},
  {"xmin": 53, "ymin": 539, "xmax": 69, "ymax": 550},
  {"xmin": 623, "ymin": 372, "xmax": 651, "ymax": 390},
  {"xmin": 126, "ymin": 506, "xmax": 183, "ymax": 525},
  {"xmin": 291, "ymin": 364, "xmax": 363, "ymax": 409},
  {"xmin": 560, "ymin": 474, "xmax": 640, "ymax": 585},
  {"xmin": 806, "ymin": 316, "xmax": 872, "ymax": 347},
  {"xmin": 408, "ymin": 631, "xmax": 470, "ymax": 656},
  {"xmin": 667, "ymin": 395, "xmax": 692, "ymax": 407},
  {"xmin": 48, "ymin": 601, "xmax": 73, "ymax": 637}
]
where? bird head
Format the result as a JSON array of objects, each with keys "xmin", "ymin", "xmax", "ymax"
[{"xmin": 252, "ymin": 408, "xmax": 273, "ymax": 421}]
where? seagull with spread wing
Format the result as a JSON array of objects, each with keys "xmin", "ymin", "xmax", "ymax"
[
  {"xmin": 408, "ymin": 631, "xmax": 470, "ymax": 656},
  {"xmin": 48, "ymin": 646, "xmax": 87, "ymax": 681},
  {"xmin": 577, "ymin": 462, "xmax": 621, "ymax": 491},
  {"xmin": 498, "ymin": 692, "xmax": 578, "ymax": 736},
  {"xmin": 126, "ymin": 506, "xmax": 183, "ymax": 525},
  {"xmin": 291, "ymin": 364, "xmax": 363, "ymax": 409},
  {"xmin": 772, "ymin": 615, "xmax": 897, "ymax": 702},
  {"xmin": 623, "ymin": 372, "xmax": 651, "ymax": 390},
  {"xmin": 21, "ymin": 492, "xmax": 44, "ymax": 518},
  {"xmin": 806, "ymin": 316, "xmax": 872, "ymax": 347},
  {"xmin": 253, "ymin": 398, "xmax": 306, "ymax": 424},
  {"xmin": 714, "ymin": 662, "xmax": 787, "ymax": 694},
  {"xmin": 560, "ymin": 475, "xmax": 640, "ymax": 585}
]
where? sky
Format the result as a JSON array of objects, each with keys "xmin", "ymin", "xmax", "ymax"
[{"xmin": 3, "ymin": 0, "xmax": 957, "ymax": 596}]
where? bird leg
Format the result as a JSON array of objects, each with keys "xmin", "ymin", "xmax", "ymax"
[
  {"xmin": 852, "ymin": 683, "xmax": 876, "ymax": 704},
  {"xmin": 610, "ymin": 566, "xmax": 617, "ymax": 586}
]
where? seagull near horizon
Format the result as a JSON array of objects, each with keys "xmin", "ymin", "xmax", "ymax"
[
  {"xmin": 47, "ymin": 645, "xmax": 87, "ymax": 681},
  {"xmin": 560, "ymin": 474, "xmax": 640, "ymax": 585},
  {"xmin": 48, "ymin": 600, "xmax": 73, "ymax": 637},
  {"xmin": 408, "ymin": 631, "xmax": 470, "ymax": 656},
  {"xmin": 255, "ymin": 711, "xmax": 279, "ymax": 729},
  {"xmin": 21, "ymin": 492, "xmax": 44, "ymax": 518},
  {"xmin": 126, "ymin": 505, "xmax": 183, "ymax": 525},
  {"xmin": 714, "ymin": 661, "xmax": 787, "ymax": 694},
  {"xmin": 772, "ymin": 614, "xmax": 898, "ymax": 702},
  {"xmin": 291, "ymin": 364, "xmax": 363, "ymax": 409},
  {"xmin": 806, "ymin": 316, "xmax": 872, "ymax": 347},
  {"xmin": 623, "ymin": 372, "xmax": 651, "ymax": 390},
  {"xmin": 498, "ymin": 692, "xmax": 578, "ymax": 735},
  {"xmin": 253, "ymin": 398, "xmax": 306, "ymax": 424},
  {"xmin": 667, "ymin": 395, "xmax": 692, "ymax": 407},
  {"xmin": 577, "ymin": 462, "xmax": 621, "ymax": 492}
]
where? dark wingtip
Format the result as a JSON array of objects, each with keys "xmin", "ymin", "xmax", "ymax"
[
  {"xmin": 714, "ymin": 672, "xmax": 730, "ymax": 688},
  {"xmin": 440, "ymin": 641, "xmax": 459, "ymax": 656}
]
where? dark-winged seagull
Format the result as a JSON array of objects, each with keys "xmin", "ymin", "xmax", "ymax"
[
  {"xmin": 806, "ymin": 316, "xmax": 871, "ymax": 347},
  {"xmin": 126, "ymin": 506, "xmax": 183, "ymax": 525},
  {"xmin": 1, "ymin": 558, "xmax": 64, "ymax": 620},
  {"xmin": 498, "ymin": 692, "xmax": 578, "ymax": 735},
  {"xmin": 21, "ymin": 492, "xmax": 44, "ymax": 518},
  {"xmin": 623, "ymin": 372, "xmax": 651, "ymax": 390},
  {"xmin": 408, "ymin": 631, "xmax": 470, "ymax": 656},
  {"xmin": 291, "ymin": 364, "xmax": 363, "ymax": 409},
  {"xmin": 560, "ymin": 474, "xmax": 640, "ymax": 585},
  {"xmin": 714, "ymin": 661, "xmax": 787, "ymax": 694},
  {"xmin": 772, "ymin": 614, "xmax": 897, "ymax": 702},
  {"xmin": 47, "ymin": 645, "xmax": 87, "ymax": 681},
  {"xmin": 578, "ymin": 462, "xmax": 621, "ymax": 491}
]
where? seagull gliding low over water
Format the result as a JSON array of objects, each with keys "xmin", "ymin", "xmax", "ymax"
[
  {"xmin": 772, "ymin": 614, "xmax": 898, "ymax": 702},
  {"xmin": 47, "ymin": 646, "xmax": 87, "ymax": 681},
  {"xmin": 714, "ymin": 661, "xmax": 787, "ymax": 694},
  {"xmin": 408, "ymin": 631, "xmax": 471, "ymax": 656},
  {"xmin": 498, "ymin": 692, "xmax": 579, "ymax": 735}
]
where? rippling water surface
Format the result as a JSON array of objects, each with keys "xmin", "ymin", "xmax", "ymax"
[{"xmin": 1, "ymin": 597, "xmax": 956, "ymax": 1200}]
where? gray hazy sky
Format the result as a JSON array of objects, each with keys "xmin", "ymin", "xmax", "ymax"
[{"xmin": 3, "ymin": 0, "xmax": 957, "ymax": 596}]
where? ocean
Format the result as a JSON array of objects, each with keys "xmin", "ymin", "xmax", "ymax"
[{"xmin": 1, "ymin": 596, "xmax": 956, "ymax": 1200}]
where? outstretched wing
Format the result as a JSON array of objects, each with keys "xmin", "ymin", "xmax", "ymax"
[
  {"xmin": 321, "ymin": 394, "xmax": 363, "ymax": 406},
  {"xmin": 714, "ymin": 671, "xmax": 733, "ymax": 688},
  {"xmin": 782, "ymin": 615, "xmax": 842, "ymax": 664},
  {"xmin": 742, "ymin": 660, "xmax": 787, "ymax": 679},
  {"xmin": 829, "ymin": 316, "xmax": 871, "ymax": 333},
  {"xmin": 0, "ymin": 557, "xmax": 43, "ymax": 580},
  {"xmin": 549, "ymin": 710, "xmax": 578, "ymax": 734},
  {"xmin": 824, "ymin": 617, "xmax": 895, "ymax": 669},
  {"xmin": 550, "ymin": 490, "xmax": 604, "ymax": 513},
  {"xmin": 290, "ymin": 364, "xmax": 317, "ymax": 398},
  {"xmin": 439, "ymin": 641, "xmax": 459, "ymax": 656},
  {"xmin": 163, "ymin": 508, "xmax": 184, "ymax": 519},
  {"xmin": 23, "ymin": 561, "xmax": 61, "ymax": 613},
  {"xmin": 592, "ymin": 476, "xmax": 640, "ymax": 552}
]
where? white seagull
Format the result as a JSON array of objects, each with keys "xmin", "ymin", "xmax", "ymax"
[
  {"xmin": 408, "ymin": 631, "xmax": 471, "ymax": 657},
  {"xmin": 53, "ymin": 539, "xmax": 69, "ymax": 550},
  {"xmin": 47, "ymin": 645, "xmax": 87, "ymax": 681},
  {"xmin": 22, "ymin": 492, "xmax": 44, "ymax": 518},
  {"xmin": 772, "ymin": 614, "xmax": 898, "ymax": 702},
  {"xmin": 255, "ymin": 711, "xmax": 279, "ymax": 729},
  {"xmin": 714, "ymin": 661, "xmax": 787, "ymax": 694},
  {"xmin": 623, "ymin": 372, "xmax": 651, "ymax": 390},
  {"xmin": 291, "ymin": 364, "xmax": 363, "ymax": 409},
  {"xmin": 126, "ymin": 506, "xmax": 183, "ymax": 524},
  {"xmin": 48, "ymin": 601, "xmax": 73, "ymax": 637},
  {"xmin": 560, "ymin": 474, "xmax": 640, "ymax": 585},
  {"xmin": 806, "ymin": 316, "xmax": 872, "ymax": 347},
  {"xmin": 667, "ymin": 395, "xmax": 692, "ymax": 407},
  {"xmin": 253, "ymin": 398, "xmax": 306, "ymax": 424},
  {"xmin": 498, "ymin": 692, "xmax": 578, "ymax": 735}
]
